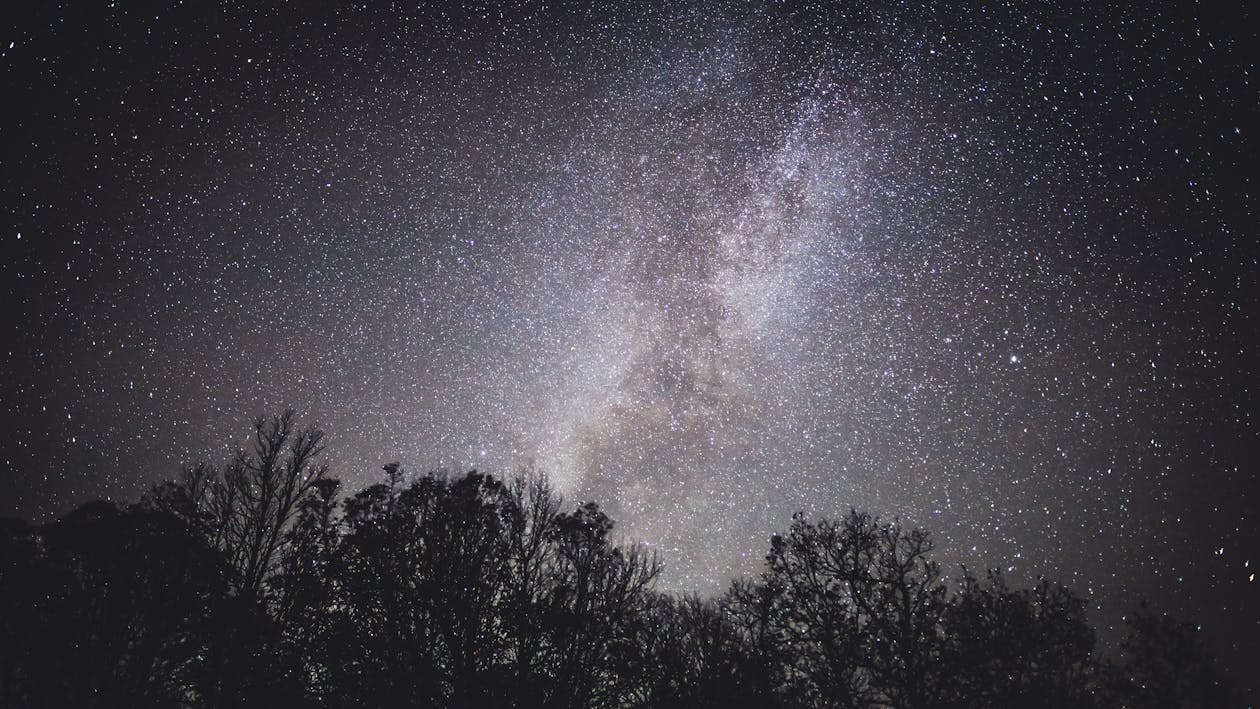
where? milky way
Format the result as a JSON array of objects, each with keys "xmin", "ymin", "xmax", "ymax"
[{"xmin": 2, "ymin": 0, "xmax": 1256, "ymax": 682}]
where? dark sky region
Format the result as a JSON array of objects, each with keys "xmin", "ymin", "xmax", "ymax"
[{"xmin": 1, "ymin": 0, "xmax": 1257, "ymax": 689}]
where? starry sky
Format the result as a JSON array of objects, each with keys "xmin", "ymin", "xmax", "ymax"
[{"xmin": 2, "ymin": 0, "xmax": 1257, "ymax": 685}]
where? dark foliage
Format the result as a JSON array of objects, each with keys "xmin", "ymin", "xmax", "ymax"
[
  {"xmin": 0, "ymin": 501, "xmax": 228, "ymax": 708},
  {"xmin": 0, "ymin": 413, "xmax": 1235, "ymax": 708}
]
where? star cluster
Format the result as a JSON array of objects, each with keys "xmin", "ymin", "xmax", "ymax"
[{"xmin": 1, "ymin": 0, "xmax": 1256, "ymax": 685}]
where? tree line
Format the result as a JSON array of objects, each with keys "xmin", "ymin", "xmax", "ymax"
[{"xmin": 0, "ymin": 412, "xmax": 1234, "ymax": 707}]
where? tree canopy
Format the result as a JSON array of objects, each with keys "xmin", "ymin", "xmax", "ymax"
[{"xmin": 0, "ymin": 413, "xmax": 1234, "ymax": 708}]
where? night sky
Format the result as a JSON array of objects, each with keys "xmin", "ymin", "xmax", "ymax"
[{"xmin": 2, "ymin": 0, "xmax": 1257, "ymax": 686}]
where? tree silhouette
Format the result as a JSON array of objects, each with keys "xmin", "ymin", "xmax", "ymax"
[
  {"xmin": 0, "ymin": 411, "xmax": 1239, "ymax": 708},
  {"xmin": 722, "ymin": 575, "xmax": 797, "ymax": 707},
  {"xmin": 501, "ymin": 472, "xmax": 565, "ymax": 705},
  {"xmin": 271, "ymin": 476, "xmax": 343, "ymax": 704},
  {"xmin": 942, "ymin": 570, "xmax": 1099, "ymax": 708},
  {"xmin": 0, "ymin": 502, "xmax": 228, "ymax": 708},
  {"xmin": 140, "ymin": 409, "xmax": 329, "ymax": 705},
  {"xmin": 1102, "ymin": 602, "xmax": 1234, "ymax": 708},
  {"xmin": 628, "ymin": 592, "xmax": 756, "ymax": 708},
  {"xmin": 758, "ymin": 510, "xmax": 952, "ymax": 708},
  {"xmin": 145, "ymin": 410, "xmax": 329, "ymax": 599},
  {"xmin": 541, "ymin": 501, "xmax": 660, "ymax": 708}
]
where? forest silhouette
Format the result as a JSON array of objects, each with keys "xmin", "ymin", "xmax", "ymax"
[{"xmin": 0, "ymin": 412, "xmax": 1234, "ymax": 708}]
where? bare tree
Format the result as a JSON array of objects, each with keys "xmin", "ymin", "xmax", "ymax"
[
  {"xmin": 147, "ymin": 410, "xmax": 328, "ymax": 600},
  {"xmin": 543, "ymin": 502, "xmax": 661, "ymax": 709},
  {"xmin": 503, "ymin": 471, "xmax": 564, "ymax": 704}
]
